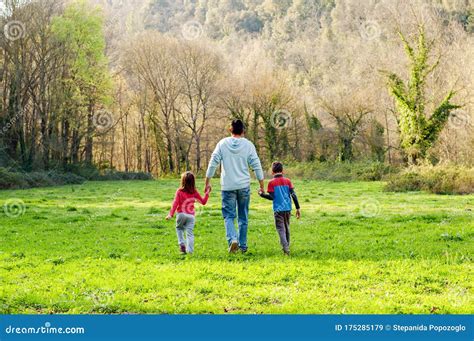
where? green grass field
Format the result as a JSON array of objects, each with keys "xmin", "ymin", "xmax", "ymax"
[{"xmin": 0, "ymin": 180, "xmax": 472, "ymax": 314}]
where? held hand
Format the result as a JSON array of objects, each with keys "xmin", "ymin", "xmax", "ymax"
[
  {"xmin": 166, "ymin": 214, "xmax": 172, "ymax": 221},
  {"xmin": 204, "ymin": 178, "xmax": 212, "ymax": 194},
  {"xmin": 258, "ymin": 180, "xmax": 265, "ymax": 194},
  {"xmin": 296, "ymin": 209, "xmax": 301, "ymax": 220}
]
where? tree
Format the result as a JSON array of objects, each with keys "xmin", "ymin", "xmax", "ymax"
[
  {"xmin": 123, "ymin": 33, "xmax": 181, "ymax": 173},
  {"xmin": 386, "ymin": 25, "xmax": 461, "ymax": 165},
  {"xmin": 321, "ymin": 92, "xmax": 371, "ymax": 162},
  {"xmin": 174, "ymin": 42, "xmax": 221, "ymax": 171},
  {"xmin": 52, "ymin": 0, "xmax": 112, "ymax": 166}
]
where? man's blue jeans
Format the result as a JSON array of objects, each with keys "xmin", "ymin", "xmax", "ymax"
[{"xmin": 221, "ymin": 187, "xmax": 250, "ymax": 250}]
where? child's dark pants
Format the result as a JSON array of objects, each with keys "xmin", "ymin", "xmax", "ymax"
[{"xmin": 274, "ymin": 211, "xmax": 291, "ymax": 252}]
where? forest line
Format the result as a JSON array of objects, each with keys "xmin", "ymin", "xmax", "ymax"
[{"xmin": 1, "ymin": 0, "xmax": 473, "ymax": 178}]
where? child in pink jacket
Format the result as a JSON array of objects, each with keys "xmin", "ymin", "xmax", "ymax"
[{"xmin": 166, "ymin": 172, "xmax": 210, "ymax": 254}]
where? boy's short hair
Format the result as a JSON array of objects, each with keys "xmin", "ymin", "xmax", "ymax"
[
  {"xmin": 231, "ymin": 119, "xmax": 245, "ymax": 135},
  {"xmin": 272, "ymin": 161, "xmax": 283, "ymax": 173}
]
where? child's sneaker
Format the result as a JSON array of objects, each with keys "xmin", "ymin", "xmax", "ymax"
[
  {"xmin": 228, "ymin": 240, "xmax": 239, "ymax": 253},
  {"xmin": 179, "ymin": 244, "xmax": 186, "ymax": 254}
]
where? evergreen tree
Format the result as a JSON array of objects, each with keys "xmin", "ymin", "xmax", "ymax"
[{"xmin": 386, "ymin": 26, "xmax": 461, "ymax": 165}]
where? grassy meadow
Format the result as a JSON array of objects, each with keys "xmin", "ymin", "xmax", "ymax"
[{"xmin": 0, "ymin": 179, "xmax": 472, "ymax": 314}]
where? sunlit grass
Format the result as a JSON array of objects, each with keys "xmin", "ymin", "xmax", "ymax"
[{"xmin": 0, "ymin": 180, "xmax": 472, "ymax": 314}]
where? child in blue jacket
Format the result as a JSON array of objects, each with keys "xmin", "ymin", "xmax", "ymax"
[{"xmin": 259, "ymin": 162, "xmax": 301, "ymax": 255}]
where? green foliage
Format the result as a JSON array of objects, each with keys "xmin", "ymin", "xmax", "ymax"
[
  {"xmin": 283, "ymin": 161, "xmax": 398, "ymax": 181},
  {"xmin": 65, "ymin": 164, "xmax": 153, "ymax": 181},
  {"xmin": 0, "ymin": 166, "xmax": 152, "ymax": 189},
  {"xmin": 0, "ymin": 180, "xmax": 472, "ymax": 313},
  {"xmin": 0, "ymin": 168, "xmax": 85, "ymax": 189},
  {"xmin": 0, "ymin": 168, "xmax": 28, "ymax": 189},
  {"xmin": 385, "ymin": 166, "xmax": 474, "ymax": 194},
  {"xmin": 367, "ymin": 119, "xmax": 386, "ymax": 162},
  {"xmin": 386, "ymin": 26, "xmax": 461, "ymax": 165},
  {"xmin": 307, "ymin": 114, "xmax": 322, "ymax": 131},
  {"xmin": 96, "ymin": 170, "xmax": 154, "ymax": 181},
  {"xmin": 64, "ymin": 164, "xmax": 101, "ymax": 180},
  {"xmin": 51, "ymin": 0, "xmax": 111, "ymax": 103}
]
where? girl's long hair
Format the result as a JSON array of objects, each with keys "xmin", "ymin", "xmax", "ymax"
[{"xmin": 179, "ymin": 171, "xmax": 196, "ymax": 194}]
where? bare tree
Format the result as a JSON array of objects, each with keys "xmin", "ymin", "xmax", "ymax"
[
  {"xmin": 123, "ymin": 33, "xmax": 181, "ymax": 173},
  {"xmin": 174, "ymin": 41, "xmax": 222, "ymax": 171}
]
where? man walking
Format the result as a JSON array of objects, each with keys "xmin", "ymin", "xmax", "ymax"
[{"xmin": 205, "ymin": 120, "xmax": 264, "ymax": 253}]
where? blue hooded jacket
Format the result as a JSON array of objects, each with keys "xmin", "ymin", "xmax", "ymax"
[{"xmin": 206, "ymin": 137, "xmax": 264, "ymax": 191}]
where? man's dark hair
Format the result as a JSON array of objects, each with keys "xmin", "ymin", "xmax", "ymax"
[
  {"xmin": 231, "ymin": 119, "xmax": 245, "ymax": 135},
  {"xmin": 272, "ymin": 161, "xmax": 283, "ymax": 173}
]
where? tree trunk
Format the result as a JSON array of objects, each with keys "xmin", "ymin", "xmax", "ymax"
[
  {"xmin": 340, "ymin": 137, "xmax": 354, "ymax": 162},
  {"xmin": 71, "ymin": 129, "xmax": 80, "ymax": 164},
  {"xmin": 85, "ymin": 102, "xmax": 94, "ymax": 165},
  {"xmin": 62, "ymin": 119, "xmax": 70, "ymax": 169}
]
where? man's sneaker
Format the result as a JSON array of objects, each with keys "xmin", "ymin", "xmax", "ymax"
[
  {"xmin": 179, "ymin": 244, "xmax": 186, "ymax": 254},
  {"xmin": 240, "ymin": 248, "xmax": 248, "ymax": 254},
  {"xmin": 283, "ymin": 249, "xmax": 290, "ymax": 256},
  {"xmin": 228, "ymin": 241, "xmax": 239, "ymax": 253}
]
